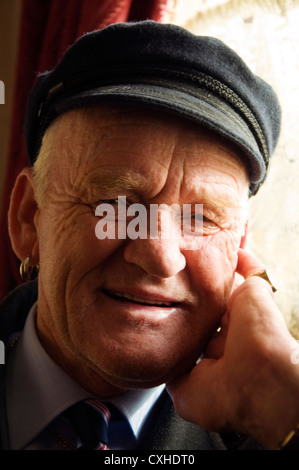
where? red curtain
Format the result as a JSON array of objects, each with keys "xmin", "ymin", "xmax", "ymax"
[{"xmin": 0, "ymin": 0, "xmax": 171, "ymax": 300}]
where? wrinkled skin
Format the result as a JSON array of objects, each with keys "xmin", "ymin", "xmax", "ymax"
[
  {"xmin": 9, "ymin": 105, "xmax": 299, "ymax": 449},
  {"xmin": 10, "ymin": 106, "xmax": 248, "ymax": 393}
]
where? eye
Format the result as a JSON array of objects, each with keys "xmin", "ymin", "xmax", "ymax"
[
  {"xmin": 93, "ymin": 196, "xmax": 133, "ymax": 221},
  {"xmin": 92, "ymin": 198, "xmax": 119, "ymax": 207},
  {"xmin": 202, "ymin": 215, "xmax": 219, "ymax": 233},
  {"xmin": 181, "ymin": 208, "xmax": 220, "ymax": 236}
]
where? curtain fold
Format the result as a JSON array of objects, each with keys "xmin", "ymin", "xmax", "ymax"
[{"xmin": 0, "ymin": 0, "xmax": 171, "ymax": 300}]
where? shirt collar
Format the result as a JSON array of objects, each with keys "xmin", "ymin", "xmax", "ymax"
[
  {"xmin": 6, "ymin": 303, "xmax": 164, "ymax": 449},
  {"xmin": 106, "ymin": 385, "xmax": 165, "ymax": 437}
]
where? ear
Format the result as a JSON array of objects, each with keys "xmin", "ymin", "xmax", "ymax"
[
  {"xmin": 240, "ymin": 219, "xmax": 248, "ymax": 249},
  {"xmin": 8, "ymin": 167, "xmax": 40, "ymax": 264}
]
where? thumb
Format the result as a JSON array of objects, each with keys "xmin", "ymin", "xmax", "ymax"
[
  {"xmin": 236, "ymin": 248, "xmax": 266, "ymax": 279},
  {"xmin": 236, "ymin": 248, "xmax": 278, "ymax": 294}
]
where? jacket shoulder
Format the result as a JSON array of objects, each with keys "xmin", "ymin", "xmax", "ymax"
[{"xmin": 0, "ymin": 282, "xmax": 38, "ymax": 342}]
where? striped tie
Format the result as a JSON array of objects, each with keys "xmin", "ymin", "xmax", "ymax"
[{"xmin": 66, "ymin": 399, "xmax": 111, "ymax": 450}]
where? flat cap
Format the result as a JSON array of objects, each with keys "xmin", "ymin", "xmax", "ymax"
[{"xmin": 25, "ymin": 20, "xmax": 281, "ymax": 195}]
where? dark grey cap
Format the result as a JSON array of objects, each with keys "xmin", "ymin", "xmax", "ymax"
[{"xmin": 25, "ymin": 20, "xmax": 281, "ymax": 195}]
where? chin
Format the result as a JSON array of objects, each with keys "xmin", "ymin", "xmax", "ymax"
[{"xmin": 93, "ymin": 348, "xmax": 199, "ymax": 391}]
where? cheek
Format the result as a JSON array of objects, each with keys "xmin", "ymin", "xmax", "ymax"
[
  {"xmin": 37, "ymin": 209, "xmax": 105, "ymax": 304},
  {"xmin": 39, "ymin": 205, "xmax": 118, "ymax": 264},
  {"xmin": 187, "ymin": 231, "xmax": 241, "ymax": 299},
  {"xmin": 182, "ymin": 233, "xmax": 241, "ymax": 343}
]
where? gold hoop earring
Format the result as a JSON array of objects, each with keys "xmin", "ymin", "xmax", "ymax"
[{"xmin": 20, "ymin": 255, "xmax": 40, "ymax": 282}]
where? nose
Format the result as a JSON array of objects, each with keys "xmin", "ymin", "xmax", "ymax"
[
  {"xmin": 123, "ymin": 203, "xmax": 187, "ymax": 278},
  {"xmin": 123, "ymin": 236, "xmax": 186, "ymax": 279}
]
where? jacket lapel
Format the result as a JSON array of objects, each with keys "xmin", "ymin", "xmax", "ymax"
[{"xmin": 137, "ymin": 388, "xmax": 227, "ymax": 450}]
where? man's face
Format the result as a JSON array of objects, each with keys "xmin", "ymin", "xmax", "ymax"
[{"xmin": 35, "ymin": 106, "xmax": 249, "ymax": 394}]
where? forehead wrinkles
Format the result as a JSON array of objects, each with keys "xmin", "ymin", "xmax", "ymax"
[
  {"xmin": 183, "ymin": 141, "xmax": 249, "ymax": 195},
  {"xmin": 51, "ymin": 107, "xmax": 182, "ymax": 195},
  {"xmin": 53, "ymin": 107, "xmax": 171, "ymax": 168},
  {"xmin": 50, "ymin": 107, "xmax": 248, "ymax": 203},
  {"xmin": 52, "ymin": 110, "xmax": 112, "ymax": 176}
]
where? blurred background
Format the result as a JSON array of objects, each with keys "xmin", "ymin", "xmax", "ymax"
[{"xmin": 1, "ymin": 0, "xmax": 298, "ymax": 338}]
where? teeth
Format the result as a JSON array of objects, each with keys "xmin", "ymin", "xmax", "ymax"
[{"xmin": 110, "ymin": 291, "xmax": 174, "ymax": 307}]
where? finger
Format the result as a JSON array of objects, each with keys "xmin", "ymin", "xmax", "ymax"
[
  {"xmin": 236, "ymin": 248, "xmax": 266, "ymax": 279},
  {"xmin": 204, "ymin": 328, "xmax": 226, "ymax": 359},
  {"xmin": 167, "ymin": 359, "xmax": 228, "ymax": 431},
  {"xmin": 204, "ymin": 309, "xmax": 230, "ymax": 359},
  {"xmin": 236, "ymin": 248, "xmax": 278, "ymax": 294}
]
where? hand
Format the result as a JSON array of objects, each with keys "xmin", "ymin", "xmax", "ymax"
[{"xmin": 167, "ymin": 248, "xmax": 299, "ymax": 449}]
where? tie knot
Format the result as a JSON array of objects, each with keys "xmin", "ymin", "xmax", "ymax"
[
  {"xmin": 66, "ymin": 399, "xmax": 111, "ymax": 450},
  {"xmin": 85, "ymin": 398, "xmax": 111, "ymax": 424}
]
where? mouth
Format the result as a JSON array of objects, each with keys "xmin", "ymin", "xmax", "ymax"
[{"xmin": 103, "ymin": 289, "xmax": 179, "ymax": 308}]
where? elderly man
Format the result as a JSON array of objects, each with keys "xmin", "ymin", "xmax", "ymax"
[{"xmin": 0, "ymin": 21, "xmax": 298, "ymax": 451}]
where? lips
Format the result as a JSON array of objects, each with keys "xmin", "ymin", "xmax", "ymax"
[{"xmin": 103, "ymin": 289, "xmax": 179, "ymax": 308}]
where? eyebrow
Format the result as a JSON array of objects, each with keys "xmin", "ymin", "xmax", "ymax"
[
  {"xmin": 83, "ymin": 170, "xmax": 247, "ymax": 214},
  {"xmin": 84, "ymin": 170, "xmax": 147, "ymax": 193},
  {"xmin": 196, "ymin": 195, "xmax": 245, "ymax": 212}
]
